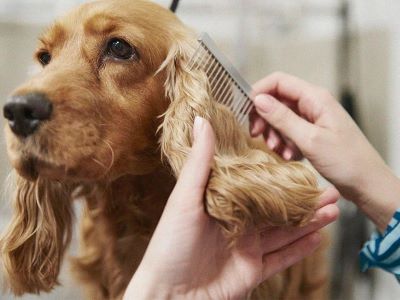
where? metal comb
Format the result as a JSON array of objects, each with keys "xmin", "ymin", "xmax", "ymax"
[{"xmin": 188, "ymin": 33, "xmax": 254, "ymax": 125}]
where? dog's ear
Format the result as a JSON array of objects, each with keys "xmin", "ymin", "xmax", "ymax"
[
  {"xmin": 159, "ymin": 37, "xmax": 320, "ymax": 241},
  {"xmin": 0, "ymin": 175, "xmax": 74, "ymax": 295},
  {"xmin": 157, "ymin": 37, "xmax": 205, "ymax": 172}
]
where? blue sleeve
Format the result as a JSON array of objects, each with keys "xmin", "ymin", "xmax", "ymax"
[{"xmin": 359, "ymin": 209, "xmax": 400, "ymax": 282}]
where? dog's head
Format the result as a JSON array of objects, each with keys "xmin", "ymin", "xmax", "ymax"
[
  {"xmin": 4, "ymin": 0, "xmax": 192, "ymax": 182},
  {"xmin": 1, "ymin": 0, "xmax": 196, "ymax": 295}
]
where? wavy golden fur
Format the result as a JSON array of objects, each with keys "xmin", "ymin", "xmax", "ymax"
[{"xmin": 1, "ymin": 0, "xmax": 327, "ymax": 299}]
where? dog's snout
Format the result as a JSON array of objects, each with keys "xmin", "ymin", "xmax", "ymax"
[{"xmin": 3, "ymin": 93, "xmax": 52, "ymax": 137}]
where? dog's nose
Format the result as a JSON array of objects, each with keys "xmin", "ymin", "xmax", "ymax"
[{"xmin": 3, "ymin": 93, "xmax": 52, "ymax": 137}]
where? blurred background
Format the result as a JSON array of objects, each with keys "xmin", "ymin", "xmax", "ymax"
[{"xmin": 1, "ymin": 0, "xmax": 400, "ymax": 299}]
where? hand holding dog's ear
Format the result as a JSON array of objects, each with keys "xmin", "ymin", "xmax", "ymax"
[{"xmin": 123, "ymin": 117, "xmax": 339, "ymax": 300}]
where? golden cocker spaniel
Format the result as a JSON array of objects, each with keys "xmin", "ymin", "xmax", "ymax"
[{"xmin": 1, "ymin": 0, "xmax": 327, "ymax": 299}]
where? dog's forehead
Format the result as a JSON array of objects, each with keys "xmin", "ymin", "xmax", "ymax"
[
  {"xmin": 40, "ymin": 0, "xmax": 179, "ymax": 46},
  {"xmin": 39, "ymin": 22, "xmax": 67, "ymax": 49}
]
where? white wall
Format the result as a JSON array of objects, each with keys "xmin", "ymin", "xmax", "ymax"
[{"xmin": 350, "ymin": 0, "xmax": 400, "ymax": 168}]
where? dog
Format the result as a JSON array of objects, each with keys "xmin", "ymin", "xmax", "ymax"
[{"xmin": 1, "ymin": 0, "xmax": 328, "ymax": 299}]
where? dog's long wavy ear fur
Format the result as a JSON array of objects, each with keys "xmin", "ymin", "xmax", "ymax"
[
  {"xmin": 159, "ymin": 36, "xmax": 321, "ymax": 240},
  {"xmin": 0, "ymin": 175, "xmax": 74, "ymax": 295}
]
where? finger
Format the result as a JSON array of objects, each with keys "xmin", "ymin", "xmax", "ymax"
[
  {"xmin": 261, "ymin": 203, "xmax": 338, "ymax": 253},
  {"xmin": 250, "ymin": 97, "xmax": 298, "ymax": 139},
  {"xmin": 262, "ymin": 232, "xmax": 321, "ymax": 280},
  {"xmin": 252, "ymin": 72, "xmax": 319, "ymax": 104},
  {"xmin": 280, "ymin": 137, "xmax": 301, "ymax": 158},
  {"xmin": 281, "ymin": 147, "xmax": 294, "ymax": 161},
  {"xmin": 264, "ymin": 128, "xmax": 282, "ymax": 151},
  {"xmin": 252, "ymin": 72, "xmax": 334, "ymax": 123},
  {"xmin": 254, "ymin": 94, "xmax": 316, "ymax": 150},
  {"xmin": 265, "ymin": 130, "xmax": 302, "ymax": 160},
  {"xmin": 170, "ymin": 116, "xmax": 216, "ymax": 204},
  {"xmin": 249, "ymin": 110, "xmax": 268, "ymax": 137},
  {"xmin": 290, "ymin": 146, "xmax": 304, "ymax": 161},
  {"xmin": 316, "ymin": 186, "xmax": 340, "ymax": 209},
  {"xmin": 252, "ymin": 116, "xmax": 267, "ymax": 137}
]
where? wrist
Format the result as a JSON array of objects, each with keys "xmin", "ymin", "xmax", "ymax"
[
  {"xmin": 123, "ymin": 266, "xmax": 171, "ymax": 300},
  {"xmin": 123, "ymin": 265, "xmax": 207, "ymax": 300},
  {"xmin": 351, "ymin": 163, "xmax": 400, "ymax": 232}
]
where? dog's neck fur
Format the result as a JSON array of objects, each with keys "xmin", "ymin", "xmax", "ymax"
[{"xmin": 73, "ymin": 164, "xmax": 175, "ymax": 298}]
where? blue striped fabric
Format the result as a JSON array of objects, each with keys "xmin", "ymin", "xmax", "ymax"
[{"xmin": 360, "ymin": 209, "xmax": 400, "ymax": 282}]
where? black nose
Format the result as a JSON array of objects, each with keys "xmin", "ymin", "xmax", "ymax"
[{"xmin": 3, "ymin": 93, "xmax": 53, "ymax": 137}]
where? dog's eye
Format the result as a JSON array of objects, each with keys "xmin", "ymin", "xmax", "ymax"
[
  {"xmin": 37, "ymin": 51, "xmax": 51, "ymax": 66},
  {"xmin": 106, "ymin": 38, "xmax": 138, "ymax": 60}
]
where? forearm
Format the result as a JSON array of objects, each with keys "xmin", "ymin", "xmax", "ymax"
[
  {"xmin": 123, "ymin": 266, "xmax": 209, "ymax": 300},
  {"xmin": 353, "ymin": 164, "xmax": 400, "ymax": 232}
]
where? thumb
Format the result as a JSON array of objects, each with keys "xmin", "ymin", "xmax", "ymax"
[
  {"xmin": 169, "ymin": 116, "xmax": 216, "ymax": 205},
  {"xmin": 254, "ymin": 94, "xmax": 314, "ymax": 149}
]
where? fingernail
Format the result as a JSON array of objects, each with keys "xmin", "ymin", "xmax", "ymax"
[
  {"xmin": 255, "ymin": 94, "xmax": 275, "ymax": 113},
  {"xmin": 267, "ymin": 138, "xmax": 277, "ymax": 149},
  {"xmin": 193, "ymin": 116, "xmax": 205, "ymax": 142},
  {"xmin": 250, "ymin": 122, "xmax": 259, "ymax": 136},
  {"xmin": 249, "ymin": 122, "xmax": 255, "ymax": 135},
  {"xmin": 251, "ymin": 128, "xmax": 259, "ymax": 137},
  {"xmin": 267, "ymin": 133, "xmax": 279, "ymax": 149},
  {"xmin": 282, "ymin": 148, "xmax": 293, "ymax": 160}
]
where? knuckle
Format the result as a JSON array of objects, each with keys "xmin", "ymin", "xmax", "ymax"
[
  {"xmin": 305, "ymin": 128, "xmax": 322, "ymax": 149},
  {"xmin": 326, "ymin": 205, "xmax": 339, "ymax": 221},
  {"xmin": 317, "ymin": 88, "xmax": 335, "ymax": 104},
  {"xmin": 279, "ymin": 247, "xmax": 294, "ymax": 267},
  {"xmin": 317, "ymin": 209, "xmax": 331, "ymax": 224},
  {"xmin": 309, "ymin": 232, "xmax": 322, "ymax": 246},
  {"xmin": 271, "ymin": 104, "xmax": 290, "ymax": 127},
  {"xmin": 270, "ymin": 71, "xmax": 287, "ymax": 81}
]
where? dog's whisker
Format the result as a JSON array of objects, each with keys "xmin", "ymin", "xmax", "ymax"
[
  {"xmin": 104, "ymin": 140, "xmax": 115, "ymax": 173},
  {"xmin": 89, "ymin": 140, "xmax": 115, "ymax": 178},
  {"xmin": 91, "ymin": 157, "xmax": 108, "ymax": 171}
]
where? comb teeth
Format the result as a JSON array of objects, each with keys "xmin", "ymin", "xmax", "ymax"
[{"xmin": 189, "ymin": 33, "xmax": 254, "ymax": 125}]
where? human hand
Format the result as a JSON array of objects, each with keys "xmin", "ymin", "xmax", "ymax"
[
  {"xmin": 250, "ymin": 72, "xmax": 400, "ymax": 230},
  {"xmin": 123, "ymin": 116, "xmax": 339, "ymax": 300}
]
